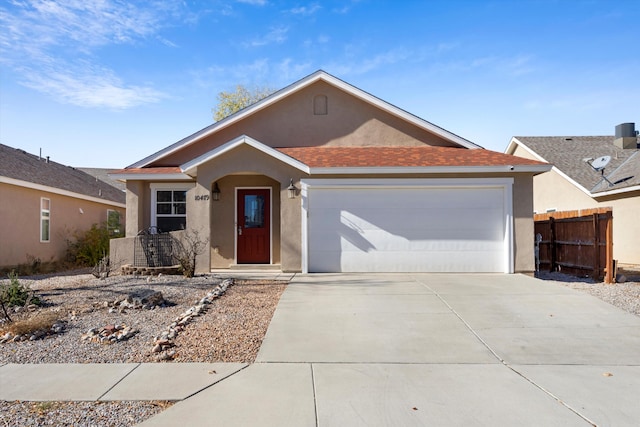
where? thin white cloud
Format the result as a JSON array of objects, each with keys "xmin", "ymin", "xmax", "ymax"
[
  {"xmin": 289, "ymin": 3, "xmax": 321, "ymax": 16},
  {"xmin": 0, "ymin": 0, "xmax": 184, "ymax": 108},
  {"xmin": 236, "ymin": 0, "xmax": 268, "ymax": 5},
  {"xmin": 20, "ymin": 62, "xmax": 166, "ymax": 109},
  {"xmin": 192, "ymin": 58, "xmax": 311, "ymax": 91},
  {"xmin": 244, "ymin": 26, "xmax": 289, "ymax": 47},
  {"xmin": 326, "ymin": 47, "xmax": 413, "ymax": 76}
]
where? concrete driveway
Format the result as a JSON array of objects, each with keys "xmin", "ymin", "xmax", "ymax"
[{"xmin": 141, "ymin": 273, "xmax": 640, "ymax": 426}]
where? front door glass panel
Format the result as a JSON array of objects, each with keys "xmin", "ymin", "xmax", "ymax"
[{"xmin": 244, "ymin": 195, "xmax": 265, "ymax": 228}]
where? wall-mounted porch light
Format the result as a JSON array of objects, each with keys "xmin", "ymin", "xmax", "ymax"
[
  {"xmin": 212, "ymin": 182, "xmax": 221, "ymax": 201},
  {"xmin": 287, "ymin": 179, "xmax": 297, "ymax": 199}
]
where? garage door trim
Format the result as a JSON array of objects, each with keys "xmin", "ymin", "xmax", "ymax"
[{"xmin": 301, "ymin": 178, "xmax": 514, "ymax": 273}]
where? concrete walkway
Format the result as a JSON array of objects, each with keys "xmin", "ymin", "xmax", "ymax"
[{"xmin": 2, "ymin": 274, "xmax": 640, "ymax": 426}]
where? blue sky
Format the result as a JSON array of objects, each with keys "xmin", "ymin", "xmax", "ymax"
[{"xmin": 1, "ymin": 0, "xmax": 638, "ymax": 168}]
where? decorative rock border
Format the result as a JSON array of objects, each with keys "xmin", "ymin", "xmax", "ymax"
[
  {"xmin": 121, "ymin": 264, "xmax": 182, "ymax": 276},
  {"xmin": 152, "ymin": 278, "xmax": 234, "ymax": 360},
  {"xmin": 81, "ymin": 324, "xmax": 139, "ymax": 344}
]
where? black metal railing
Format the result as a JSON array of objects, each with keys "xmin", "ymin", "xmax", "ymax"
[{"xmin": 134, "ymin": 227, "xmax": 174, "ymax": 267}]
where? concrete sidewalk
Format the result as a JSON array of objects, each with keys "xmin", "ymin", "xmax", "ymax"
[{"xmin": 2, "ymin": 273, "xmax": 640, "ymax": 426}]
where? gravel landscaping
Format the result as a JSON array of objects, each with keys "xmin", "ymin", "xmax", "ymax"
[
  {"xmin": 536, "ymin": 270, "xmax": 640, "ymax": 317},
  {"xmin": 0, "ymin": 271, "xmax": 287, "ymax": 426}
]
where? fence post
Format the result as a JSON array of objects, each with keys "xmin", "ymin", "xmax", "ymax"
[
  {"xmin": 605, "ymin": 211, "xmax": 614, "ymax": 284},
  {"xmin": 592, "ymin": 213, "xmax": 600, "ymax": 281},
  {"xmin": 549, "ymin": 217, "xmax": 557, "ymax": 272}
]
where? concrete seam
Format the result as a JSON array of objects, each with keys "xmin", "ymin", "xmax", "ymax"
[
  {"xmin": 413, "ymin": 278, "xmax": 597, "ymax": 426},
  {"xmin": 181, "ymin": 363, "xmax": 251, "ymax": 401},
  {"xmin": 97, "ymin": 363, "xmax": 141, "ymax": 401},
  {"xmin": 311, "ymin": 363, "xmax": 319, "ymax": 427}
]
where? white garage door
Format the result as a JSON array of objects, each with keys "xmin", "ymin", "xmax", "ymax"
[{"xmin": 303, "ymin": 179, "xmax": 513, "ymax": 273}]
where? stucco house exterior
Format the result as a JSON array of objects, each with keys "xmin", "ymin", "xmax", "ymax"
[
  {"xmin": 0, "ymin": 144, "xmax": 126, "ymax": 269},
  {"xmin": 506, "ymin": 123, "xmax": 640, "ymax": 266},
  {"xmin": 110, "ymin": 71, "xmax": 550, "ymax": 274}
]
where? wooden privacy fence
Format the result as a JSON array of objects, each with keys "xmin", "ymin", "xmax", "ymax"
[{"xmin": 534, "ymin": 208, "xmax": 613, "ymax": 283}]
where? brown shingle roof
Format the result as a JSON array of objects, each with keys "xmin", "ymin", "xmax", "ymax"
[
  {"xmin": 276, "ymin": 146, "xmax": 547, "ymax": 168},
  {"xmin": 0, "ymin": 144, "xmax": 125, "ymax": 204}
]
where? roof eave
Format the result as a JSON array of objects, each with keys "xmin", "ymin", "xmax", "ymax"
[
  {"xmin": 590, "ymin": 184, "xmax": 640, "ymax": 198},
  {"xmin": 108, "ymin": 173, "xmax": 194, "ymax": 182},
  {"xmin": 309, "ymin": 164, "xmax": 552, "ymax": 175},
  {"xmin": 0, "ymin": 176, "xmax": 126, "ymax": 207}
]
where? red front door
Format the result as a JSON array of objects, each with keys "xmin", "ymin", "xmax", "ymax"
[{"xmin": 237, "ymin": 189, "xmax": 270, "ymax": 264}]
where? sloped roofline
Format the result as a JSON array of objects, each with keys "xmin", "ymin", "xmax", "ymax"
[
  {"xmin": 129, "ymin": 70, "xmax": 481, "ymax": 169},
  {"xmin": 506, "ymin": 137, "xmax": 640, "ymax": 198},
  {"xmin": 0, "ymin": 176, "xmax": 126, "ymax": 208},
  {"xmin": 180, "ymin": 135, "xmax": 310, "ymax": 175},
  {"xmin": 178, "ymin": 135, "xmax": 549, "ymax": 177}
]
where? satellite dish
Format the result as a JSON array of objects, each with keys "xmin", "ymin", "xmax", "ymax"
[{"xmin": 590, "ymin": 155, "xmax": 611, "ymax": 171}]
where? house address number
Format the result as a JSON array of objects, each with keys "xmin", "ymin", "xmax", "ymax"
[{"xmin": 195, "ymin": 194, "xmax": 210, "ymax": 201}]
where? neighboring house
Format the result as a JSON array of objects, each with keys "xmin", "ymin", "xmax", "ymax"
[
  {"xmin": 110, "ymin": 70, "xmax": 550, "ymax": 274},
  {"xmin": 79, "ymin": 168, "xmax": 127, "ymax": 192},
  {"xmin": 0, "ymin": 144, "xmax": 126, "ymax": 269},
  {"xmin": 506, "ymin": 123, "xmax": 640, "ymax": 266}
]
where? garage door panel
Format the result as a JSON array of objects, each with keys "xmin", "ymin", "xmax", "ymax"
[
  {"xmin": 311, "ymin": 230, "xmax": 505, "ymax": 253},
  {"xmin": 306, "ymin": 184, "xmax": 509, "ymax": 273},
  {"xmin": 312, "ymin": 211, "xmax": 503, "ymax": 241},
  {"xmin": 310, "ymin": 250, "xmax": 503, "ymax": 273}
]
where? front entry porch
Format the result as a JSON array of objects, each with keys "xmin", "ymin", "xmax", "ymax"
[{"xmin": 209, "ymin": 175, "xmax": 282, "ymax": 270}]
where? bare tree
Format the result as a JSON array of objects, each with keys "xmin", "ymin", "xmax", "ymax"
[{"xmin": 172, "ymin": 229, "xmax": 209, "ymax": 278}]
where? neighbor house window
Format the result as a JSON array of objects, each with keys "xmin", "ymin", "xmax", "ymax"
[
  {"xmin": 107, "ymin": 209, "xmax": 122, "ymax": 237},
  {"xmin": 151, "ymin": 184, "xmax": 192, "ymax": 232},
  {"xmin": 40, "ymin": 198, "xmax": 50, "ymax": 242}
]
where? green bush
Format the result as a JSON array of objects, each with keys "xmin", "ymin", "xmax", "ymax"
[
  {"xmin": 1, "ymin": 271, "xmax": 41, "ymax": 307},
  {"xmin": 66, "ymin": 224, "xmax": 110, "ymax": 267}
]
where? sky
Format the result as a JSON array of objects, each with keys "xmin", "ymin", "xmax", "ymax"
[{"xmin": 1, "ymin": 0, "xmax": 638, "ymax": 168}]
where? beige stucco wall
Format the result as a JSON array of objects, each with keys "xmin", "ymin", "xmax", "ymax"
[
  {"xmin": 152, "ymin": 80, "xmax": 458, "ymax": 167},
  {"xmin": 512, "ymin": 145, "xmax": 639, "ymax": 265},
  {"xmin": 192, "ymin": 144, "xmax": 306, "ymax": 273},
  {"xmin": 0, "ymin": 182, "xmax": 125, "ymax": 268},
  {"xmin": 125, "ymin": 180, "xmax": 154, "ymax": 237},
  {"xmin": 187, "ymin": 144, "xmax": 537, "ymax": 273}
]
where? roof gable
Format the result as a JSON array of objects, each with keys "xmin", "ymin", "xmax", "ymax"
[
  {"xmin": 129, "ymin": 70, "xmax": 481, "ymax": 169},
  {"xmin": 508, "ymin": 136, "xmax": 640, "ymax": 196},
  {"xmin": 0, "ymin": 143, "xmax": 125, "ymax": 205}
]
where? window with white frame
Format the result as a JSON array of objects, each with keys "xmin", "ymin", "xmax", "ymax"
[
  {"xmin": 40, "ymin": 198, "xmax": 50, "ymax": 242},
  {"xmin": 151, "ymin": 184, "xmax": 192, "ymax": 232}
]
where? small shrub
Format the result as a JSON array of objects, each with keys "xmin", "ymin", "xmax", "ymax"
[
  {"xmin": 66, "ymin": 224, "xmax": 110, "ymax": 267},
  {"xmin": 1, "ymin": 311, "xmax": 59, "ymax": 336},
  {"xmin": 1, "ymin": 271, "xmax": 40, "ymax": 307}
]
